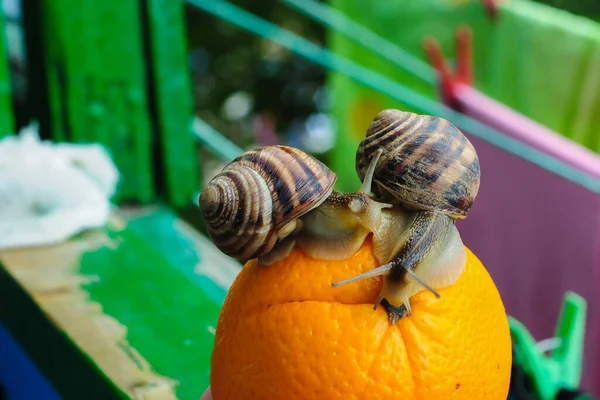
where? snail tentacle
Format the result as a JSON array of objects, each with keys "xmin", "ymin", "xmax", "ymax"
[
  {"xmin": 330, "ymin": 263, "xmax": 393, "ymax": 288},
  {"xmin": 405, "ymin": 268, "xmax": 441, "ymax": 299},
  {"xmin": 358, "ymin": 148, "xmax": 383, "ymax": 196}
]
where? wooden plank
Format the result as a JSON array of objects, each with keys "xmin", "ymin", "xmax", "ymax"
[
  {"xmin": 0, "ymin": 7, "xmax": 15, "ymax": 137},
  {"xmin": 144, "ymin": 0, "xmax": 200, "ymax": 208},
  {"xmin": 34, "ymin": 0, "xmax": 155, "ymax": 203},
  {"xmin": 0, "ymin": 206, "xmax": 240, "ymax": 400}
]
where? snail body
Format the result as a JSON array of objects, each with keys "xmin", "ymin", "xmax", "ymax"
[
  {"xmin": 294, "ymin": 148, "xmax": 393, "ymax": 261},
  {"xmin": 199, "ymin": 145, "xmax": 337, "ymax": 265},
  {"xmin": 332, "ymin": 109, "xmax": 480, "ymax": 323}
]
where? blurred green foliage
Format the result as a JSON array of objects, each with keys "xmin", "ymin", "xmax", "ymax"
[
  {"xmin": 182, "ymin": 0, "xmax": 600, "ymax": 189},
  {"xmin": 184, "ymin": 1, "xmax": 327, "ymax": 152},
  {"xmin": 532, "ymin": 0, "xmax": 600, "ymax": 21}
]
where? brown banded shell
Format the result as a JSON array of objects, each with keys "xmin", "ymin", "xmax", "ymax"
[
  {"xmin": 199, "ymin": 145, "xmax": 337, "ymax": 260},
  {"xmin": 355, "ymin": 109, "xmax": 480, "ymax": 219}
]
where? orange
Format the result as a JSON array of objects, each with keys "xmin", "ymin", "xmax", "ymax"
[{"xmin": 210, "ymin": 239, "xmax": 512, "ymax": 399}]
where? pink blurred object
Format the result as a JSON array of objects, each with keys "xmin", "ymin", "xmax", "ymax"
[
  {"xmin": 425, "ymin": 27, "xmax": 600, "ymax": 394},
  {"xmin": 252, "ymin": 112, "xmax": 280, "ymax": 146},
  {"xmin": 456, "ymin": 84, "xmax": 600, "ymax": 179},
  {"xmin": 481, "ymin": 0, "xmax": 505, "ymax": 21}
]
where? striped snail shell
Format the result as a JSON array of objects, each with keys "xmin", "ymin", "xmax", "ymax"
[
  {"xmin": 331, "ymin": 109, "xmax": 479, "ymax": 323},
  {"xmin": 355, "ymin": 109, "xmax": 480, "ymax": 219},
  {"xmin": 199, "ymin": 145, "xmax": 337, "ymax": 262}
]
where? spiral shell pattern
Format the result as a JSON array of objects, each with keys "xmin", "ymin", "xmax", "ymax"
[
  {"xmin": 356, "ymin": 109, "xmax": 480, "ymax": 219},
  {"xmin": 199, "ymin": 145, "xmax": 337, "ymax": 260}
]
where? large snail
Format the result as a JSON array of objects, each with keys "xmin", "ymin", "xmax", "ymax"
[
  {"xmin": 199, "ymin": 144, "xmax": 394, "ymax": 266},
  {"xmin": 198, "ymin": 145, "xmax": 337, "ymax": 265},
  {"xmin": 331, "ymin": 109, "xmax": 481, "ymax": 323}
]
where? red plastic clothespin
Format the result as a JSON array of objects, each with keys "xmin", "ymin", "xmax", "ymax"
[
  {"xmin": 482, "ymin": 0, "xmax": 503, "ymax": 22},
  {"xmin": 422, "ymin": 25, "xmax": 475, "ymax": 111},
  {"xmin": 422, "ymin": 36, "xmax": 456, "ymax": 108},
  {"xmin": 455, "ymin": 26, "xmax": 473, "ymax": 86}
]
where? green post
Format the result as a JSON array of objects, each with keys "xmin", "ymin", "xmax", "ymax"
[
  {"xmin": 0, "ymin": 7, "xmax": 14, "ymax": 138},
  {"xmin": 34, "ymin": 0, "xmax": 155, "ymax": 203},
  {"xmin": 144, "ymin": 0, "xmax": 200, "ymax": 208}
]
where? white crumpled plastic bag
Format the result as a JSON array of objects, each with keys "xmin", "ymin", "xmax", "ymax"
[{"xmin": 0, "ymin": 123, "xmax": 120, "ymax": 249}]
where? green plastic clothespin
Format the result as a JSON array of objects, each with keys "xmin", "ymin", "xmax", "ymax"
[{"xmin": 509, "ymin": 291, "xmax": 587, "ymax": 400}]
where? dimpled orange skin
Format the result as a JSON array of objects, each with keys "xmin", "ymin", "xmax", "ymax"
[{"xmin": 210, "ymin": 239, "xmax": 512, "ymax": 400}]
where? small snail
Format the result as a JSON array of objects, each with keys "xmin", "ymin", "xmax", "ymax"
[
  {"xmin": 332, "ymin": 109, "xmax": 481, "ymax": 323},
  {"xmin": 198, "ymin": 145, "xmax": 337, "ymax": 265}
]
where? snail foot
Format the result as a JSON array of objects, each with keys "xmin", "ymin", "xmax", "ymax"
[{"xmin": 257, "ymin": 238, "xmax": 296, "ymax": 266}]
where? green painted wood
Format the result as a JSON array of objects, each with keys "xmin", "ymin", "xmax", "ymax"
[
  {"xmin": 81, "ymin": 208, "xmax": 238, "ymax": 399},
  {"xmin": 0, "ymin": 7, "xmax": 14, "ymax": 137},
  {"xmin": 145, "ymin": 0, "xmax": 200, "ymax": 208},
  {"xmin": 0, "ymin": 263, "xmax": 128, "ymax": 400},
  {"xmin": 36, "ymin": 0, "xmax": 155, "ymax": 203},
  {"xmin": 0, "ymin": 206, "xmax": 238, "ymax": 400}
]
